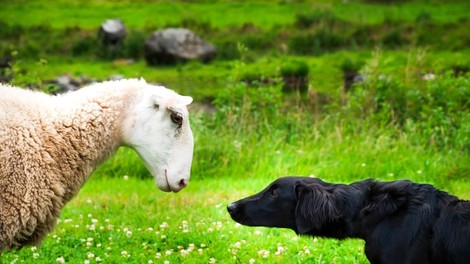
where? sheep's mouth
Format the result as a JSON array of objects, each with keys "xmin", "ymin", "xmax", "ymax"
[
  {"xmin": 164, "ymin": 169, "xmax": 172, "ymax": 192},
  {"xmin": 164, "ymin": 169, "xmax": 178, "ymax": 193}
]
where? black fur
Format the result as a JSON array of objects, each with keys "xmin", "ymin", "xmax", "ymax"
[{"xmin": 227, "ymin": 176, "xmax": 470, "ymax": 264}]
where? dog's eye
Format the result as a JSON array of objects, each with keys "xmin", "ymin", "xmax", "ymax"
[{"xmin": 270, "ymin": 189, "xmax": 278, "ymax": 197}]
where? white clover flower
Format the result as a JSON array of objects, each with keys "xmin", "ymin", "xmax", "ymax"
[
  {"xmin": 56, "ymin": 256, "xmax": 65, "ymax": 263},
  {"xmin": 31, "ymin": 246, "xmax": 37, "ymax": 251},
  {"xmin": 87, "ymin": 214, "xmax": 92, "ymax": 218},
  {"xmin": 161, "ymin": 235, "xmax": 167, "ymax": 240},
  {"xmin": 180, "ymin": 249, "xmax": 189, "ymax": 257},
  {"xmin": 164, "ymin": 261, "xmax": 170, "ymax": 264},
  {"xmin": 209, "ymin": 257, "xmax": 216, "ymax": 264},
  {"xmin": 33, "ymin": 253, "xmax": 39, "ymax": 259},
  {"xmin": 249, "ymin": 259, "xmax": 255, "ymax": 264},
  {"xmin": 165, "ymin": 250, "xmax": 173, "ymax": 256},
  {"xmin": 91, "ymin": 219, "xmax": 98, "ymax": 224},
  {"xmin": 87, "ymin": 237, "xmax": 93, "ymax": 242},
  {"xmin": 155, "ymin": 252, "xmax": 162, "ymax": 259},
  {"xmin": 84, "ymin": 260, "xmax": 90, "ymax": 264},
  {"xmin": 95, "ymin": 257, "xmax": 102, "ymax": 262},
  {"xmin": 160, "ymin": 222, "xmax": 169, "ymax": 229},
  {"xmin": 121, "ymin": 251, "xmax": 128, "ymax": 257},
  {"xmin": 258, "ymin": 249, "xmax": 270, "ymax": 258},
  {"xmin": 200, "ymin": 244, "xmax": 206, "ymax": 248},
  {"xmin": 275, "ymin": 245, "xmax": 285, "ymax": 255},
  {"xmin": 87, "ymin": 252, "xmax": 94, "ymax": 259},
  {"xmin": 198, "ymin": 248, "xmax": 203, "ymax": 254},
  {"xmin": 254, "ymin": 230, "xmax": 262, "ymax": 236},
  {"xmin": 126, "ymin": 230, "xmax": 132, "ymax": 237},
  {"xmin": 148, "ymin": 260, "xmax": 153, "ymax": 264},
  {"xmin": 123, "ymin": 175, "xmax": 129, "ymax": 180},
  {"xmin": 64, "ymin": 219, "xmax": 73, "ymax": 223}
]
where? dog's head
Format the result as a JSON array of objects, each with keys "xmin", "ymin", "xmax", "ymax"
[{"xmin": 227, "ymin": 176, "xmax": 342, "ymax": 234}]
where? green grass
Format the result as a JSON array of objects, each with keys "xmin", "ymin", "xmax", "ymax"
[
  {"xmin": 1, "ymin": 0, "xmax": 468, "ymax": 29},
  {"xmin": 2, "ymin": 175, "xmax": 468, "ymax": 264},
  {"xmin": 2, "ymin": 173, "xmax": 468, "ymax": 263},
  {"xmin": 1, "ymin": 0, "xmax": 470, "ymax": 263}
]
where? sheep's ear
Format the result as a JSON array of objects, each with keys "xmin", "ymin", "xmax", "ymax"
[
  {"xmin": 151, "ymin": 95, "xmax": 163, "ymax": 110},
  {"xmin": 295, "ymin": 184, "xmax": 340, "ymax": 234},
  {"xmin": 179, "ymin": 95, "xmax": 193, "ymax": 106}
]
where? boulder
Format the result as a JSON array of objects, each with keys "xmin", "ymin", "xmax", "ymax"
[
  {"xmin": 98, "ymin": 19, "xmax": 127, "ymax": 47},
  {"xmin": 144, "ymin": 28, "xmax": 216, "ymax": 65},
  {"xmin": 47, "ymin": 74, "xmax": 95, "ymax": 94}
]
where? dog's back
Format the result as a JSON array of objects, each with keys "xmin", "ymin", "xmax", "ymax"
[{"xmin": 432, "ymin": 200, "xmax": 470, "ymax": 264}]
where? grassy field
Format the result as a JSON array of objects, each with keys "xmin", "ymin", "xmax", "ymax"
[
  {"xmin": 1, "ymin": 0, "xmax": 470, "ymax": 263},
  {"xmin": 1, "ymin": 0, "xmax": 469, "ymax": 29}
]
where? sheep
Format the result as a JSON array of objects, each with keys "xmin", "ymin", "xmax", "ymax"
[{"xmin": 0, "ymin": 78, "xmax": 194, "ymax": 252}]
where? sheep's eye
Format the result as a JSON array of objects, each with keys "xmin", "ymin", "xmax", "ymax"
[{"xmin": 170, "ymin": 112, "xmax": 183, "ymax": 127}]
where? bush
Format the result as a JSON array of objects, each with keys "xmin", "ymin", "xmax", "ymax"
[
  {"xmin": 295, "ymin": 10, "xmax": 336, "ymax": 28},
  {"xmin": 288, "ymin": 30, "xmax": 343, "ymax": 55},
  {"xmin": 280, "ymin": 60, "xmax": 309, "ymax": 93}
]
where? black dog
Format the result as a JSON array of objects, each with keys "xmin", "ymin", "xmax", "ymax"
[{"xmin": 227, "ymin": 177, "xmax": 470, "ymax": 264}]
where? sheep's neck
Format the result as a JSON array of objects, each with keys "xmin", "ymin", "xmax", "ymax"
[{"xmin": 51, "ymin": 90, "xmax": 131, "ymax": 201}]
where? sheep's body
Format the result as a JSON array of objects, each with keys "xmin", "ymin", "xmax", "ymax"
[{"xmin": 0, "ymin": 79, "xmax": 194, "ymax": 251}]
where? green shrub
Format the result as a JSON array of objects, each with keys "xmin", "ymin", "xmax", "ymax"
[
  {"xmin": 280, "ymin": 60, "xmax": 309, "ymax": 93},
  {"xmin": 288, "ymin": 30, "xmax": 343, "ymax": 55},
  {"xmin": 295, "ymin": 10, "xmax": 336, "ymax": 28}
]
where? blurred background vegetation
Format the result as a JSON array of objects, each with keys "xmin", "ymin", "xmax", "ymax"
[
  {"xmin": 1, "ymin": 0, "xmax": 469, "ymax": 263},
  {"xmin": 1, "ymin": 0, "xmax": 469, "ymax": 187}
]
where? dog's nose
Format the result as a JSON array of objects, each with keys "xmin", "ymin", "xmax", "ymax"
[{"xmin": 227, "ymin": 203, "xmax": 237, "ymax": 214}]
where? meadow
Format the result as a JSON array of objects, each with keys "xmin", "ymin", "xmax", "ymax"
[{"xmin": 1, "ymin": 0, "xmax": 470, "ymax": 263}]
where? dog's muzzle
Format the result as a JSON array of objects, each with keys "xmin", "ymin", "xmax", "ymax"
[{"xmin": 227, "ymin": 203, "xmax": 238, "ymax": 214}]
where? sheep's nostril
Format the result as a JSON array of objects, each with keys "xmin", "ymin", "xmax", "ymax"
[
  {"xmin": 178, "ymin": 179, "xmax": 188, "ymax": 188},
  {"xmin": 227, "ymin": 203, "xmax": 237, "ymax": 214}
]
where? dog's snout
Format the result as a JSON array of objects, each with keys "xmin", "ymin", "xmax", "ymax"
[{"xmin": 227, "ymin": 203, "xmax": 238, "ymax": 214}]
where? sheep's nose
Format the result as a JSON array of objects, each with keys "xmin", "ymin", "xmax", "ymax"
[
  {"xmin": 227, "ymin": 203, "xmax": 238, "ymax": 214},
  {"xmin": 178, "ymin": 178, "xmax": 188, "ymax": 189}
]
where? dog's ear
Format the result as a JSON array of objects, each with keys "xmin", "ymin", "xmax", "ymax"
[
  {"xmin": 361, "ymin": 180, "xmax": 410, "ymax": 217},
  {"xmin": 295, "ymin": 183, "xmax": 341, "ymax": 234}
]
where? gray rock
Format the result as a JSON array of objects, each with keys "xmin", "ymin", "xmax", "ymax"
[
  {"xmin": 98, "ymin": 19, "xmax": 127, "ymax": 47},
  {"xmin": 47, "ymin": 74, "xmax": 95, "ymax": 95},
  {"xmin": 144, "ymin": 28, "xmax": 216, "ymax": 65}
]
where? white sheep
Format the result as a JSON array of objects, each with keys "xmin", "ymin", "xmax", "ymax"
[{"xmin": 0, "ymin": 78, "xmax": 194, "ymax": 252}]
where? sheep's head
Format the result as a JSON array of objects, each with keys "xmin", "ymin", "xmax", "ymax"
[{"xmin": 123, "ymin": 85, "xmax": 193, "ymax": 192}]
